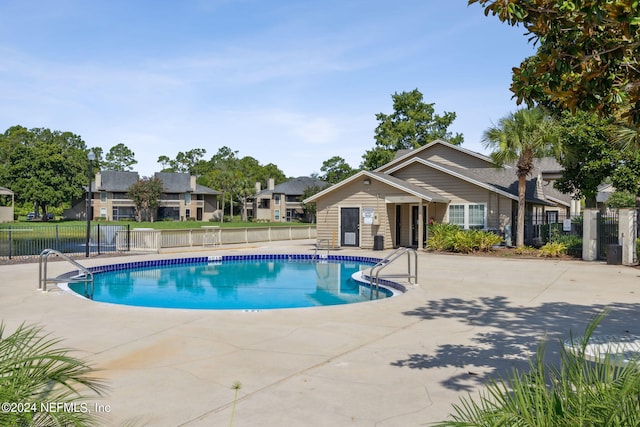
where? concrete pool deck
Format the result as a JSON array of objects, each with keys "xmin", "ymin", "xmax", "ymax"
[{"xmin": 1, "ymin": 240, "xmax": 639, "ymax": 426}]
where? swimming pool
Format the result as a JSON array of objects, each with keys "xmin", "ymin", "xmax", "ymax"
[{"xmin": 64, "ymin": 254, "xmax": 404, "ymax": 310}]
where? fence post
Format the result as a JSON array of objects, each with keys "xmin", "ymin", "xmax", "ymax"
[
  {"xmin": 582, "ymin": 209, "xmax": 598, "ymax": 261},
  {"xmin": 619, "ymin": 208, "xmax": 637, "ymax": 265}
]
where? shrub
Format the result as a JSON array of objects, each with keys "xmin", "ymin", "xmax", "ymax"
[
  {"xmin": 515, "ymin": 245, "xmax": 537, "ymax": 256},
  {"xmin": 538, "ymin": 241, "xmax": 567, "ymax": 257},
  {"xmin": 426, "ymin": 223, "xmax": 459, "ymax": 251},
  {"xmin": 427, "ymin": 224, "xmax": 503, "ymax": 253},
  {"xmin": 452, "ymin": 230, "xmax": 478, "ymax": 254},
  {"xmin": 553, "ymin": 234, "xmax": 582, "ymax": 257},
  {"xmin": 475, "ymin": 230, "xmax": 503, "ymax": 252}
]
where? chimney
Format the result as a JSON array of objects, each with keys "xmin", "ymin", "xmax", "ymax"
[
  {"xmin": 268, "ymin": 178, "xmax": 275, "ymax": 191},
  {"xmin": 255, "ymin": 181, "xmax": 261, "ymax": 193},
  {"xmin": 190, "ymin": 175, "xmax": 196, "ymax": 191},
  {"xmin": 94, "ymin": 172, "xmax": 102, "ymax": 189}
]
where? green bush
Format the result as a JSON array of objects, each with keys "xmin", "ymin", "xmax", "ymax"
[
  {"xmin": 426, "ymin": 223, "xmax": 459, "ymax": 251},
  {"xmin": 452, "ymin": 230, "xmax": 478, "ymax": 254},
  {"xmin": 553, "ymin": 233, "xmax": 582, "ymax": 257},
  {"xmin": 538, "ymin": 241, "xmax": 568, "ymax": 257},
  {"xmin": 475, "ymin": 230, "xmax": 504, "ymax": 252},
  {"xmin": 433, "ymin": 312, "xmax": 640, "ymax": 427},
  {"xmin": 427, "ymin": 224, "xmax": 503, "ymax": 253},
  {"xmin": 515, "ymin": 245, "xmax": 538, "ymax": 256}
]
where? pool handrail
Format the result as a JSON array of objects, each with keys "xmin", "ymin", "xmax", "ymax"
[
  {"xmin": 39, "ymin": 249, "xmax": 94, "ymax": 297},
  {"xmin": 313, "ymin": 239, "xmax": 331, "ymax": 259},
  {"xmin": 368, "ymin": 247, "xmax": 417, "ymax": 298}
]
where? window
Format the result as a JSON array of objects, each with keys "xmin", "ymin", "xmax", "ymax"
[
  {"xmin": 448, "ymin": 203, "xmax": 486, "ymax": 229},
  {"xmin": 448, "ymin": 205, "xmax": 465, "ymax": 227},
  {"xmin": 274, "ymin": 194, "xmax": 281, "ymax": 205},
  {"xmin": 274, "ymin": 209, "xmax": 280, "ymax": 221},
  {"xmin": 185, "ymin": 193, "xmax": 191, "ymax": 205},
  {"xmin": 259, "ymin": 199, "xmax": 270, "ymax": 209},
  {"xmin": 468, "ymin": 204, "xmax": 486, "ymax": 229},
  {"xmin": 100, "ymin": 191, "xmax": 107, "ymax": 202}
]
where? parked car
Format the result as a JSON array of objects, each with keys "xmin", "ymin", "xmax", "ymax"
[{"xmin": 26, "ymin": 212, "xmax": 39, "ymax": 221}]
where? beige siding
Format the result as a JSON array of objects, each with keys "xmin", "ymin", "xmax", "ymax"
[
  {"xmin": 378, "ymin": 142, "xmax": 493, "ymax": 173},
  {"xmin": 392, "ymin": 163, "xmax": 513, "ymax": 232},
  {"xmin": 315, "ymin": 179, "xmax": 395, "ymax": 249},
  {"xmin": 392, "ymin": 163, "xmax": 488, "ymax": 204},
  {"xmin": 418, "ymin": 143, "xmax": 493, "ymax": 169}
]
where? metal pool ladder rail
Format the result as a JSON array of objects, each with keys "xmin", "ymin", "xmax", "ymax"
[
  {"xmin": 314, "ymin": 239, "xmax": 332, "ymax": 259},
  {"xmin": 38, "ymin": 249, "xmax": 94, "ymax": 297},
  {"xmin": 368, "ymin": 247, "xmax": 417, "ymax": 298}
]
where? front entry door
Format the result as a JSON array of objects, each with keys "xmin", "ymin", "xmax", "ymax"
[
  {"xmin": 411, "ymin": 206, "xmax": 427, "ymax": 247},
  {"xmin": 341, "ymin": 207, "xmax": 360, "ymax": 247}
]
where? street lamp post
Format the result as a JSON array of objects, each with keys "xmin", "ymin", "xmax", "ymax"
[{"xmin": 85, "ymin": 150, "xmax": 95, "ymax": 257}]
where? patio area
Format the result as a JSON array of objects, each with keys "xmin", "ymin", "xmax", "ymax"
[{"xmin": 1, "ymin": 240, "xmax": 639, "ymax": 426}]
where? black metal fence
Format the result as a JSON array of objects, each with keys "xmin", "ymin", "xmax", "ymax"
[
  {"xmin": 597, "ymin": 211, "xmax": 619, "ymax": 260},
  {"xmin": 0, "ymin": 224, "xmax": 130, "ymax": 260},
  {"xmin": 523, "ymin": 212, "xmax": 583, "ymax": 257}
]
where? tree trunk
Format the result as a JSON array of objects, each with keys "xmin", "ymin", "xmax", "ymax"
[
  {"xmin": 516, "ymin": 174, "xmax": 526, "ymax": 247},
  {"xmin": 240, "ymin": 196, "xmax": 248, "ymax": 222},
  {"xmin": 220, "ymin": 192, "xmax": 226, "ymax": 224}
]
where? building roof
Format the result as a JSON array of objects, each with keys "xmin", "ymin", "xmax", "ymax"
[
  {"xmin": 95, "ymin": 171, "xmax": 140, "ymax": 192},
  {"xmin": 378, "ymin": 139, "xmax": 494, "ymax": 172},
  {"xmin": 303, "ymin": 170, "xmax": 449, "ymax": 204},
  {"xmin": 257, "ymin": 176, "xmax": 327, "ymax": 197},
  {"xmin": 94, "ymin": 171, "xmax": 220, "ymax": 195},
  {"xmin": 305, "ymin": 141, "xmax": 572, "ymax": 208},
  {"xmin": 385, "ymin": 155, "xmax": 571, "ymax": 207}
]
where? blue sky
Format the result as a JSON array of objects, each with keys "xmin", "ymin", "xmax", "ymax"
[{"xmin": 0, "ymin": 1, "xmax": 535, "ymax": 178}]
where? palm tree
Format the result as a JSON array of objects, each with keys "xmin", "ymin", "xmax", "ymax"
[
  {"xmin": 0, "ymin": 322, "xmax": 107, "ymax": 426},
  {"xmin": 482, "ymin": 107, "xmax": 559, "ymax": 247}
]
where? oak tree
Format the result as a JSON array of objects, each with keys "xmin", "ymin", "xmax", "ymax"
[{"xmin": 362, "ymin": 89, "xmax": 463, "ymax": 170}]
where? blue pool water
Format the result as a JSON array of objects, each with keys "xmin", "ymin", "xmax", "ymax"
[{"xmin": 66, "ymin": 255, "xmax": 399, "ymax": 310}]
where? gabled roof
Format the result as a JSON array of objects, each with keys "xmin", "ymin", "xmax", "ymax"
[
  {"xmin": 194, "ymin": 184, "xmax": 220, "ymax": 195},
  {"xmin": 305, "ymin": 142, "xmax": 572, "ymax": 208},
  {"xmin": 375, "ymin": 139, "xmax": 495, "ymax": 172},
  {"xmin": 95, "ymin": 171, "xmax": 140, "ymax": 191},
  {"xmin": 386, "ymin": 156, "xmax": 571, "ymax": 206},
  {"xmin": 154, "ymin": 172, "xmax": 190, "ymax": 193},
  {"xmin": 276, "ymin": 176, "xmax": 327, "ymax": 195},
  {"xmin": 153, "ymin": 172, "xmax": 220, "ymax": 195},
  {"xmin": 385, "ymin": 157, "xmax": 518, "ymax": 202},
  {"xmin": 257, "ymin": 176, "xmax": 327, "ymax": 197},
  {"xmin": 95, "ymin": 171, "xmax": 219, "ymax": 195},
  {"xmin": 303, "ymin": 170, "xmax": 449, "ymax": 204}
]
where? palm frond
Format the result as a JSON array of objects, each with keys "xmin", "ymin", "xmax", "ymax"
[{"xmin": 0, "ymin": 322, "xmax": 108, "ymax": 427}]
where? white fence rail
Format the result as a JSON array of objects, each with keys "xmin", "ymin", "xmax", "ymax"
[{"xmin": 118, "ymin": 226, "xmax": 316, "ymax": 252}]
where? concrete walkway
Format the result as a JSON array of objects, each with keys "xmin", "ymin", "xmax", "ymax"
[{"xmin": 1, "ymin": 240, "xmax": 639, "ymax": 426}]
